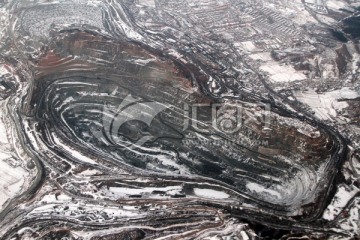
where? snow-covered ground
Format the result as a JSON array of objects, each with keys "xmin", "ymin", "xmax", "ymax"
[
  {"xmin": 51, "ymin": 132, "xmax": 98, "ymax": 165},
  {"xmin": 137, "ymin": 0, "xmax": 155, "ymax": 8},
  {"xmin": 29, "ymin": 192, "xmax": 145, "ymax": 221},
  {"xmin": 260, "ymin": 62, "xmax": 307, "ymax": 83},
  {"xmin": 0, "ymin": 9, "xmax": 9, "ymax": 45},
  {"xmin": 193, "ymin": 188, "xmax": 230, "ymax": 199},
  {"xmin": 102, "ymin": 185, "xmax": 183, "ymax": 199},
  {"xmin": 294, "ymin": 88, "xmax": 359, "ymax": 121},
  {"xmin": 0, "ymin": 156, "xmax": 27, "ymax": 209},
  {"xmin": 0, "ymin": 102, "xmax": 28, "ymax": 210},
  {"xmin": 246, "ymin": 182, "xmax": 281, "ymax": 199},
  {"xmin": 323, "ymin": 185, "xmax": 359, "ymax": 221},
  {"xmin": 326, "ymin": 0, "xmax": 348, "ymax": 11}
]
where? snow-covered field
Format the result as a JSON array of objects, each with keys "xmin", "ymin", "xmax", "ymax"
[
  {"xmin": 193, "ymin": 188, "xmax": 230, "ymax": 199},
  {"xmin": 0, "ymin": 158, "xmax": 27, "ymax": 209},
  {"xmin": 323, "ymin": 185, "xmax": 359, "ymax": 221},
  {"xmin": 294, "ymin": 88, "xmax": 359, "ymax": 120},
  {"xmin": 137, "ymin": 0, "xmax": 155, "ymax": 7},
  {"xmin": 0, "ymin": 102, "xmax": 28, "ymax": 210},
  {"xmin": 260, "ymin": 62, "xmax": 307, "ymax": 83}
]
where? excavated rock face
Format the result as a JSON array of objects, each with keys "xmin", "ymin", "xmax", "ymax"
[{"xmin": 9, "ymin": 29, "xmax": 341, "ymax": 233}]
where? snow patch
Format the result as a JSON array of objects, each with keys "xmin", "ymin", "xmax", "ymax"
[
  {"xmin": 246, "ymin": 182, "xmax": 281, "ymax": 199},
  {"xmin": 193, "ymin": 188, "xmax": 230, "ymax": 199}
]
